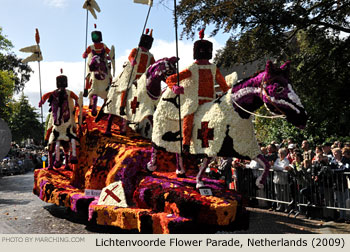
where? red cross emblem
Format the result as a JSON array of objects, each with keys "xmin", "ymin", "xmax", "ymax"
[
  {"xmin": 130, "ymin": 96, "xmax": 139, "ymax": 114},
  {"xmin": 102, "ymin": 184, "xmax": 121, "ymax": 203},
  {"xmin": 197, "ymin": 121, "xmax": 214, "ymax": 148}
]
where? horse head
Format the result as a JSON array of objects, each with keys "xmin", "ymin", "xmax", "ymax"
[
  {"xmin": 89, "ymin": 54, "xmax": 108, "ymax": 80},
  {"xmin": 146, "ymin": 56, "xmax": 178, "ymax": 99},
  {"xmin": 260, "ymin": 61, "xmax": 307, "ymax": 129}
]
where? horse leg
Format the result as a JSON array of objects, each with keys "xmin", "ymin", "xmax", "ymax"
[
  {"xmin": 53, "ymin": 141, "xmax": 62, "ymax": 168},
  {"xmin": 119, "ymin": 91, "xmax": 127, "ymax": 116},
  {"xmin": 196, "ymin": 157, "xmax": 211, "ymax": 188},
  {"xmin": 70, "ymin": 138, "xmax": 78, "ymax": 164},
  {"xmin": 91, "ymin": 95, "xmax": 98, "ymax": 116},
  {"xmin": 62, "ymin": 141, "xmax": 70, "ymax": 170},
  {"xmin": 104, "ymin": 114, "xmax": 113, "ymax": 136},
  {"xmin": 176, "ymin": 154, "xmax": 186, "ymax": 178},
  {"xmin": 120, "ymin": 118, "xmax": 127, "ymax": 135},
  {"xmin": 254, "ymin": 154, "xmax": 270, "ymax": 189},
  {"xmin": 47, "ymin": 143, "xmax": 54, "ymax": 170},
  {"xmin": 147, "ymin": 115, "xmax": 153, "ymax": 126},
  {"xmin": 146, "ymin": 146, "xmax": 157, "ymax": 172},
  {"xmin": 88, "ymin": 96, "xmax": 93, "ymax": 109}
]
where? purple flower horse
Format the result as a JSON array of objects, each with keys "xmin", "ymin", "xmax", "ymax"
[
  {"xmin": 100, "ymin": 57, "xmax": 178, "ymax": 137},
  {"xmin": 149, "ymin": 61, "xmax": 308, "ymax": 189}
]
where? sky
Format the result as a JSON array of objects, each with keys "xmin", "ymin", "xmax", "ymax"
[{"xmin": 0, "ymin": 0, "xmax": 231, "ymax": 120}]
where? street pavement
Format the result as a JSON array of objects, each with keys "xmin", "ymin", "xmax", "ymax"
[{"xmin": 0, "ymin": 171, "xmax": 349, "ymax": 234}]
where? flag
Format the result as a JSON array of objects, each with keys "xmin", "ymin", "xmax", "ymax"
[
  {"xmin": 133, "ymin": 0, "xmax": 153, "ymax": 6},
  {"xmin": 20, "ymin": 28, "xmax": 43, "ymax": 63},
  {"xmin": 83, "ymin": 0, "xmax": 101, "ymax": 19},
  {"xmin": 19, "ymin": 45, "xmax": 43, "ymax": 63}
]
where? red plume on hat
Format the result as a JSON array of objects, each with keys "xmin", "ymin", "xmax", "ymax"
[
  {"xmin": 199, "ymin": 29, "xmax": 205, "ymax": 40},
  {"xmin": 56, "ymin": 68, "xmax": 68, "ymax": 88},
  {"xmin": 91, "ymin": 23, "xmax": 102, "ymax": 43},
  {"xmin": 139, "ymin": 27, "xmax": 154, "ymax": 50}
]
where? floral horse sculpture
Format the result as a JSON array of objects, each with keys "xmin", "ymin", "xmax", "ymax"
[
  {"xmin": 148, "ymin": 61, "xmax": 308, "ymax": 188},
  {"xmin": 39, "ymin": 72, "xmax": 80, "ymax": 170},
  {"xmin": 100, "ymin": 57, "xmax": 178, "ymax": 137}
]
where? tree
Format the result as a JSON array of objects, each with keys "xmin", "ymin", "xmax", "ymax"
[
  {"xmin": 0, "ymin": 27, "xmax": 32, "ymax": 95},
  {"xmin": 0, "ymin": 70, "xmax": 15, "ymax": 120},
  {"xmin": 1, "ymin": 28, "xmax": 42, "ymax": 144},
  {"xmin": 8, "ymin": 94, "xmax": 43, "ymax": 145},
  {"xmin": 176, "ymin": 0, "xmax": 350, "ymax": 143}
]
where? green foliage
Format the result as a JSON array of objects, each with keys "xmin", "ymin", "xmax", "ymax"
[
  {"xmin": 0, "ymin": 27, "xmax": 32, "ymax": 93},
  {"xmin": 0, "ymin": 70, "xmax": 15, "ymax": 121},
  {"xmin": 1, "ymin": 28, "xmax": 41, "ymax": 143},
  {"xmin": 8, "ymin": 94, "xmax": 43, "ymax": 144},
  {"xmin": 0, "ymin": 27, "xmax": 13, "ymax": 50},
  {"xmin": 177, "ymin": 0, "xmax": 350, "ymax": 142}
]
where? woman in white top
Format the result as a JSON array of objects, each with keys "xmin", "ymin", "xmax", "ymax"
[{"xmin": 272, "ymin": 147, "xmax": 291, "ymax": 212}]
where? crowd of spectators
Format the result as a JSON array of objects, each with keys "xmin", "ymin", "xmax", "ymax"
[
  {"xmin": 0, "ymin": 143, "xmax": 45, "ymax": 177},
  {"xmin": 256, "ymin": 139, "xmax": 350, "ymax": 222},
  {"xmin": 207, "ymin": 138, "xmax": 350, "ymax": 223}
]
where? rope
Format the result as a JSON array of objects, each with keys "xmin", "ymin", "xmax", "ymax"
[
  {"xmin": 231, "ymin": 98, "xmax": 285, "ymax": 119},
  {"xmin": 232, "ymin": 74, "xmax": 285, "ymax": 119}
]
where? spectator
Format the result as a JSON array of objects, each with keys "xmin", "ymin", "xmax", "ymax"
[
  {"xmin": 341, "ymin": 147, "xmax": 350, "ymax": 166},
  {"xmin": 334, "ymin": 141, "xmax": 343, "ymax": 149},
  {"xmin": 287, "ymin": 151, "xmax": 304, "ymax": 214},
  {"xmin": 330, "ymin": 148, "xmax": 343, "ymax": 168},
  {"xmin": 290, "ymin": 151, "xmax": 303, "ymax": 172},
  {"xmin": 301, "ymin": 140, "xmax": 315, "ymax": 161},
  {"xmin": 287, "ymin": 143, "xmax": 296, "ymax": 163},
  {"xmin": 272, "ymin": 147, "xmax": 291, "ymax": 212},
  {"xmin": 322, "ymin": 142, "xmax": 333, "ymax": 161},
  {"xmin": 260, "ymin": 146, "xmax": 268, "ymax": 156},
  {"xmin": 330, "ymin": 147, "xmax": 348, "ymax": 222},
  {"xmin": 266, "ymin": 144, "xmax": 278, "ymax": 166},
  {"xmin": 312, "ymin": 146, "xmax": 328, "ymax": 166}
]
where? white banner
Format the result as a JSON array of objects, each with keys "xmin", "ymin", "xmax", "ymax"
[{"xmin": 1, "ymin": 234, "xmax": 349, "ymax": 251}]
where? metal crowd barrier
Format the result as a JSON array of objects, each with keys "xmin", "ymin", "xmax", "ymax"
[{"xmin": 234, "ymin": 166, "xmax": 350, "ymax": 220}]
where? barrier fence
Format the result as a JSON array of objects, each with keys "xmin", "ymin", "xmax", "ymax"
[{"xmin": 234, "ymin": 166, "xmax": 350, "ymax": 220}]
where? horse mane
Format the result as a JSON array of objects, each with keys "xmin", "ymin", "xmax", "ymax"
[{"xmin": 233, "ymin": 69, "xmax": 264, "ymax": 87}]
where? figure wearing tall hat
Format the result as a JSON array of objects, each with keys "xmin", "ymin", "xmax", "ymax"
[
  {"xmin": 39, "ymin": 71, "xmax": 79, "ymax": 170},
  {"xmin": 83, "ymin": 25, "xmax": 113, "ymax": 116},
  {"xmin": 104, "ymin": 29, "xmax": 155, "ymax": 118},
  {"xmin": 164, "ymin": 29, "xmax": 230, "ymax": 155}
]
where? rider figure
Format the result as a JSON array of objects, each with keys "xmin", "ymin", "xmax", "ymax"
[
  {"xmin": 119, "ymin": 29, "xmax": 155, "ymax": 115},
  {"xmin": 39, "ymin": 71, "xmax": 79, "ymax": 170},
  {"xmin": 166, "ymin": 29, "xmax": 230, "ymax": 154},
  {"xmin": 83, "ymin": 26, "xmax": 111, "ymax": 116}
]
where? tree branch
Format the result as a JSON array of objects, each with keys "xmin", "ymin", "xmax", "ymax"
[{"xmin": 312, "ymin": 21, "xmax": 350, "ymax": 33}]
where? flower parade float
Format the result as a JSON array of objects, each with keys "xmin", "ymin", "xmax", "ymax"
[
  {"xmin": 32, "ymin": 0, "xmax": 307, "ymax": 234},
  {"xmin": 33, "ymin": 60, "xmax": 307, "ymax": 234},
  {"xmin": 33, "ymin": 104, "xmax": 250, "ymax": 233}
]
